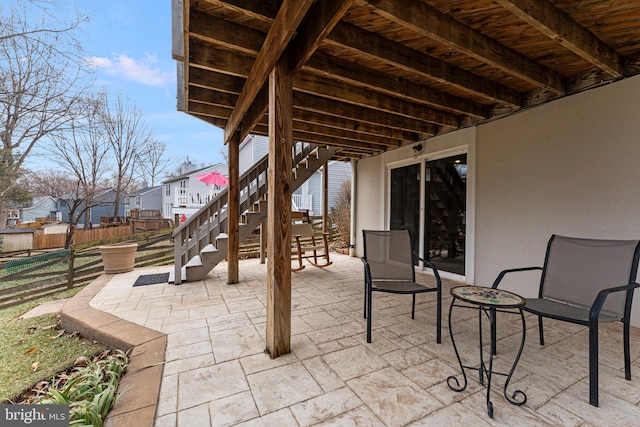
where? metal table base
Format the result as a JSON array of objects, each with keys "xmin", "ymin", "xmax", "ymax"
[{"xmin": 446, "ymin": 286, "xmax": 527, "ymax": 418}]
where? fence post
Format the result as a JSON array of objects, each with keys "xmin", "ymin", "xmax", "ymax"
[{"xmin": 67, "ymin": 248, "xmax": 75, "ymax": 289}]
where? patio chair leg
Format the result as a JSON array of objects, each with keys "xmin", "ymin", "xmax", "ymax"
[
  {"xmin": 363, "ymin": 280, "xmax": 367, "ymax": 319},
  {"xmin": 411, "ymin": 294, "xmax": 416, "ymax": 319},
  {"xmin": 436, "ymin": 286, "xmax": 442, "ymax": 344},
  {"xmin": 589, "ymin": 322, "xmax": 599, "ymax": 407},
  {"xmin": 538, "ymin": 316, "xmax": 545, "ymax": 346},
  {"xmin": 366, "ymin": 287, "xmax": 373, "ymax": 343},
  {"xmin": 624, "ymin": 320, "xmax": 632, "ymax": 380}
]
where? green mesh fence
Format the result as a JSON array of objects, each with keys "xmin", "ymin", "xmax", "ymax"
[{"xmin": 4, "ymin": 249, "xmax": 71, "ymax": 275}]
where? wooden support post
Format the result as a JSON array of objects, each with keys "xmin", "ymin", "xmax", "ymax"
[
  {"xmin": 260, "ymin": 221, "xmax": 266, "ymax": 264},
  {"xmin": 266, "ymin": 54, "xmax": 293, "ymax": 358},
  {"xmin": 227, "ymin": 132, "xmax": 240, "ymax": 284},
  {"xmin": 322, "ymin": 161, "xmax": 329, "ymax": 235}
]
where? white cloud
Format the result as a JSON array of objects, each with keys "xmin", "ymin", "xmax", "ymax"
[{"xmin": 87, "ymin": 54, "xmax": 174, "ymax": 87}]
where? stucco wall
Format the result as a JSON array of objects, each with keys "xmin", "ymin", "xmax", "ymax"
[
  {"xmin": 356, "ymin": 74, "xmax": 640, "ymax": 326},
  {"xmin": 475, "ymin": 74, "xmax": 640, "ymax": 326},
  {"xmin": 355, "ymin": 154, "xmax": 384, "ymax": 253}
]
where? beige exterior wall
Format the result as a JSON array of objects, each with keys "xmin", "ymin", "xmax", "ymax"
[{"xmin": 356, "ymin": 73, "xmax": 640, "ymax": 326}]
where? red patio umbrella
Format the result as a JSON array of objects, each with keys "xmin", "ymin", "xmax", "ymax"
[{"xmin": 195, "ymin": 171, "xmax": 228, "ymax": 186}]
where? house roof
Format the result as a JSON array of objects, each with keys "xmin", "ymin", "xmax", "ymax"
[
  {"xmin": 0, "ymin": 228, "xmax": 37, "ymax": 234},
  {"xmin": 125, "ymin": 186, "xmax": 162, "ymax": 197},
  {"xmin": 16, "ymin": 196, "xmax": 56, "ymax": 210},
  {"xmin": 173, "ymin": 0, "xmax": 640, "ymax": 161},
  {"xmin": 162, "ymin": 163, "xmax": 228, "ymax": 184}
]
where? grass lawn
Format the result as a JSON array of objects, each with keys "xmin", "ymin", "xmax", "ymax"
[{"xmin": 0, "ymin": 289, "xmax": 106, "ymax": 402}]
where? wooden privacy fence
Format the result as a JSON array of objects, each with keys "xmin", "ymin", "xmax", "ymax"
[{"xmin": 33, "ymin": 226, "xmax": 132, "ymax": 250}]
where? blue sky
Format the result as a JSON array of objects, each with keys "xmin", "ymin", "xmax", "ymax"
[{"xmin": 35, "ymin": 0, "xmax": 226, "ymax": 170}]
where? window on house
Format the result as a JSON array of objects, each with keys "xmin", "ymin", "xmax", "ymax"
[
  {"xmin": 135, "ymin": 196, "xmax": 141, "ymax": 206},
  {"xmin": 165, "ymin": 184, "xmax": 171, "ymax": 196}
]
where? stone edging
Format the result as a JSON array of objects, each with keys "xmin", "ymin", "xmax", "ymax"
[{"xmin": 60, "ymin": 274, "xmax": 166, "ymax": 427}]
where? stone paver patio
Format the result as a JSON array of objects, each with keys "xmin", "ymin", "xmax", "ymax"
[{"xmin": 82, "ymin": 253, "xmax": 640, "ymax": 426}]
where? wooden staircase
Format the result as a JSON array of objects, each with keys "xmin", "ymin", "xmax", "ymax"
[{"xmin": 170, "ymin": 143, "xmax": 335, "ymax": 284}]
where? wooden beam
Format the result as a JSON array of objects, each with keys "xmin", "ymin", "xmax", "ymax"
[
  {"xmin": 188, "ymin": 76, "xmax": 418, "ymax": 139},
  {"xmin": 223, "ymin": 0, "xmax": 315, "ymax": 144},
  {"xmin": 187, "ymin": 101, "xmax": 233, "ymax": 120},
  {"xmin": 189, "ymin": 47, "xmax": 451, "ymax": 129},
  {"xmin": 193, "ymin": 1, "xmax": 522, "ymax": 107},
  {"xmin": 291, "ymin": 120, "xmax": 403, "ymax": 149},
  {"xmin": 327, "ymin": 22, "xmax": 522, "ymax": 107},
  {"xmin": 227, "ymin": 131, "xmax": 240, "ymax": 284},
  {"xmin": 189, "ymin": 9, "xmax": 263, "ymax": 56},
  {"xmin": 188, "ymin": 8, "xmax": 487, "ymax": 118},
  {"xmin": 188, "ymin": 67, "xmax": 245, "ymax": 94},
  {"xmin": 199, "ymin": 0, "xmax": 278, "ymax": 28},
  {"xmin": 295, "ymin": 73, "xmax": 461, "ymax": 127},
  {"xmin": 494, "ymin": 0, "xmax": 623, "ymax": 77},
  {"xmin": 305, "ymin": 52, "xmax": 488, "ymax": 119},
  {"xmin": 366, "ymin": 0, "xmax": 566, "ymax": 95},
  {"xmin": 288, "ymin": 0, "xmax": 354, "ymax": 73},
  {"xmin": 294, "ymin": 92, "xmax": 437, "ymax": 135},
  {"xmin": 189, "ymin": 42, "xmax": 254, "ymax": 77},
  {"xmin": 293, "ymin": 109, "xmax": 418, "ymax": 141},
  {"xmin": 266, "ymin": 54, "xmax": 294, "ymax": 358},
  {"xmin": 188, "ymin": 85, "xmax": 414, "ymax": 141}
]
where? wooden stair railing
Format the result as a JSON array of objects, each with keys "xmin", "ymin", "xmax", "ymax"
[{"xmin": 171, "ymin": 143, "xmax": 335, "ymax": 284}]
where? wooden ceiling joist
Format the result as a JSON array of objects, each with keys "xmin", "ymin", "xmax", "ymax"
[
  {"xmin": 366, "ymin": 0, "xmax": 566, "ymax": 95},
  {"xmin": 294, "ymin": 92, "xmax": 437, "ymax": 136},
  {"xmin": 179, "ymin": 0, "xmax": 640, "ymax": 160},
  {"xmin": 494, "ymin": 0, "xmax": 624, "ymax": 77},
  {"xmin": 326, "ymin": 22, "xmax": 523, "ymax": 107}
]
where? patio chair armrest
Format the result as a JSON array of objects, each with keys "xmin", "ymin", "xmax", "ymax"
[
  {"xmin": 361, "ymin": 257, "xmax": 372, "ymax": 284},
  {"xmin": 491, "ymin": 266, "xmax": 543, "ymax": 289},
  {"xmin": 415, "ymin": 257, "xmax": 442, "ymax": 285},
  {"xmin": 589, "ymin": 282, "xmax": 640, "ymax": 323}
]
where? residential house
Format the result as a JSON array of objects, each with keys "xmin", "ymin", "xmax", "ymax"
[
  {"xmin": 124, "ymin": 185, "xmax": 163, "ymax": 217},
  {"xmin": 162, "ymin": 161, "xmax": 228, "ymax": 221},
  {"xmin": 18, "ymin": 196, "xmax": 59, "ymax": 224},
  {"xmin": 4, "ymin": 196, "xmax": 59, "ymax": 227},
  {"xmin": 58, "ymin": 189, "xmax": 124, "ymax": 227},
  {"xmin": 240, "ymin": 135, "xmax": 351, "ymax": 215}
]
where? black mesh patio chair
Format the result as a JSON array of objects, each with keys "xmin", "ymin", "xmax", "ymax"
[
  {"xmin": 362, "ymin": 230, "xmax": 442, "ymax": 344},
  {"xmin": 492, "ymin": 234, "xmax": 640, "ymax": 407}
]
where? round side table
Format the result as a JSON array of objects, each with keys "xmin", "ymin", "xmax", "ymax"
[{"xmin": 447, "ymin": 286, "xmax": 527, "ymax": 418}]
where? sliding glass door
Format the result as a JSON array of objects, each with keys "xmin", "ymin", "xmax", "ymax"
[
  {"xmin": 424, "ymin": 154, "xmax": 466, "ymax": 275},
  {"xmin": 390, "ymin": 164, "xmax": 421, "ymax": 258},
  {"xmin": 390, "ymin": 154, "xmax": 467, "ymax": 275}
]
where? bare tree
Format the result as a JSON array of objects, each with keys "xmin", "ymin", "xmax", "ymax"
[
  {"xmin": 0, "ymin": 1, "xmax": 85, "ymax": 43},
  {"xmin": 100, "ymin": 92, "xmax": 151, "ymax": 218},
  {"xmin": 40, "ymin": 96, "xmax": 111, "ymax": 247},
  {"xmin": 136, "ymin": 138, "xmax": 171, "ymax": 186},
  {"xmin": 24, "ymin": 169, "xmax": 79, "ymax": 197},
  {"xmin": 0, "ymin": 0, "xmax": 89, "ymax": 226}
]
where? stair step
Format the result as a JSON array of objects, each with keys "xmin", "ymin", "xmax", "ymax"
[
  {"xmin": 168, "ymin": 266, "xmax": 186, "ymax": 284},
  {"xmin": 185, "ymin": 255, "xmax": 202, "ymax": 268},
  {"xmin": 201, "ymin": 243, "xmax": 218, "ymax": 254}
]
